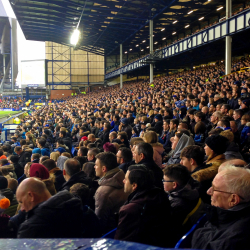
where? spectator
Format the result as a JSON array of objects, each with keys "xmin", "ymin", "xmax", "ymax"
[
  {"xmin": 192, "ymin": 166, "xmax": 250, "ymax": 249},
  {"xmin": 94, "ymin": 152, "xmax": 127, "ymax": 233},
  {"xmin": 14, "ymin": 146, "xmax": 31, "ymax": 168},
  {"xmin": 14, "ymin": 178, "xmax": 84, "ymax": 238},
  {"xmin": 116, "ymin": 147, "xmax": 133, "ymax": 174},
  {"xmin": 60, "ymin": 158, "xmax": 91, "ymax": 191},
  {"xmin": 115, "ymin": 164, "xmax": 175, "ymax": 248}
]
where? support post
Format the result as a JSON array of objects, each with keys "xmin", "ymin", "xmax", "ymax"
[
  {"xmin": 3, "ymin": 55, "xmax": 5, "ymax": 75},
  {"xmin": 225, "ymin": 0, "xmax": 232, "ymax": 75},
  {"xmin": 87, "ymin": 51, "xmax": 90, "ymax": 93},
  {"xmin": 26, "ymin": 87, "xmax": 29, "ymax": 100},
  {"xmin": 120, "ymin": 44, "xmax": 123, "ymax": 89},
  {"xmin": 149, "ymin": 20, "xmax": 153, "ymax": 83}
]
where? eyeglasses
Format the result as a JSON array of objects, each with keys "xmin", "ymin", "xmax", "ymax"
[
  {"xmin": 162, "ymin": 179, "xmax": 174, "ymax": 183},
  {"xmin": 211, "ymin": 186, "xmax": 245, "ymax": 200}
]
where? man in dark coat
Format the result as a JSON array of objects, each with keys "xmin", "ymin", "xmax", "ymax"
[
  {"xmin": 60, "ymin": 158, "xmax": 91, "ymax": 191},
  {"xmin": 14, "ymin": 178, "xmax": 84, "ymax": 238},
  {"xmin": 115, "ymin": 164, "xmax": 175, "ymax": 248},
  {"xmin": 192, "ymin": 166, "xmax": 250, "ymax": 250},
  {"xmin": 119, "ymin": 118, "xmax": 132, "ymax": 140},
  {"xmin": 153, "ymin": 114, "xmax": 163, "ymax": 135},
  {"xmin": 14, "ymin": 147, "xmax": 32, "ymax": 168},
  {"xmin": 133, "ymin": 142, "xmax": 163, "ymax": 189}
]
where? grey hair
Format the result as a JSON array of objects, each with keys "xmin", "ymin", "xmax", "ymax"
[
  {"xmin": 213, "ymin": 111, "xmax": 223, "ymax": 120},
  {"xmin": 220, "ymin": 165, "xmax": 250, "ymax": 202}
]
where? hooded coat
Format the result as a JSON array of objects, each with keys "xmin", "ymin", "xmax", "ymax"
[
  {"xmin": 95, "ymin": 168, "xmax": 127, "ymax": 233},
  {"xmin": 17, "ymin": 190, "xmax": 84, "ymax": 238},
  {"xmin": 167, "ymin": 134, "xmax": 195, "ymax": 165},
  {"xmin": 151, "ymin": 143, "xmax": 164, "ymax": 168},
  {"xmin": 192, "ymin": 202, "xmax": 250, "ymax": 250}
]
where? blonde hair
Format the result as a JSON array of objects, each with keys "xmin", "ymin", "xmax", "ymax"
[
  {"xmin": 143, "ymin": 131, "xmax": 158, "ymax": 144},
  {"xmin": 50, "ymin": 152, "xmax": 60, "ymax": 162}
]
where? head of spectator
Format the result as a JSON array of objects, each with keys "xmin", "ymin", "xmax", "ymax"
[
  {"xmin": 32, "ymin": 148, "xmax": 41, "ymax": 155},
  {"xmin": 170, "ymin": 119, "xmax": 179, "ymax": 131},
  {"xmin": 50, "ymin": 152, "xmax": 60, "ymax": 162},
  {"xmin": 163, "ymin": 164, "xmax": 191, "ymax": 192},
  {"xmin": 14, "ymin": 146, "xmax": 23, "ymax": 155},
  {"xmin": 233, "ymin": 109, "xmax": 243, "ymax": 121},
  {"xmin": 39, "ymin": 156, "xmax": 50, "ymax": 164},
  {"xmin": 77, "ymin": 146, "xmax": 88, "ymax": 157},
  {"xmin": 70, "ymin": 183, "xmax": 90, "ymax": 206},
  {"xmin": 31, "ymin": 153, "xmax": 41, "ymax": 163},
  {"xmin": 220, "ymin": 104, "xmax": 230, "ymax": 115},
  {"xmin": 61, "ymin": 152, "xmax": 71, "ymax": 158},
  {"xmin": 87, "ymin": 148, "xmax": 100, "ymax": 162},
  {"xmin": 116, "ymin": 147, "xmax": 133, "ymax": 166},
  {"xmin": 180, "ymin": 145, "xmax": 205, "ymax": 172},
  {"xmin": 123, "ymin": 164, "xmax": 154, "ymax": 194},
  {"xmin": 217, "ymin": 119, "xmax": 231, "ymax": 130},
  {"xmin": 219, "ymin": 159, "xmax": 247, "ymax": 172},
  {"xmin": 133, "ymin": 142, "xmax": 153, "ymax": 164},
  {"xmin": 29, "ymin": 163, "xmax": 50, "ymax": 180},
  {"xmin": 207, "ymin": 166, "xmax": 250, "ymax": 209},
  {"xmin": 42, "ymin": 159, "xmax": 57, "ymax": 172},
  {"xmin": 109, "ymin": 132, "xmax": 117, "ymax": 143},
  {"xmin": 73, "ymin": 156, "xmax": 87, "ymax": 169},
  {"xmin": 117, "ymin": 131, "xmax": 129, "ymax": 146},
  {"xmin": 63, "ymin": 158, "xmax": 81, "ymax": 181},
  {"xmin": 94, "ymin": 152, "xmax": 117, "ymax": 178},
  {"xmin": 87, "ymin": 134, "xmax": 96, "ymax": 143},
  {"xmin": 8, "ymin": 178, "xmax": 18, "ymax": 194},
  {"xmin": 54, "ymin": 147, "xmax": 66, "ymax": 155},
  {"xmin": 210, "ymin": 111, "xmax": 223, "ymax": 125},
  {"xmin": 83, "ymin": 162, "xmax": 96, "ymax": 180},
  {"xmin": 16, "ymin": 178, "xmax": 51, "ymax": 212},
  {"xmin": 143, "ymin": 131, "xmax": 158, "ymax": 144},
  {"xmin": 103, "ymin": 142, "xmax": 117, "ymax": 154},
  {"xmin": 204, "ymin": 134, "xmax": 229, "ymax": 161},
  {"xmin": 24, "ymin": 162, "xmax": 32, "ymax": 177}
]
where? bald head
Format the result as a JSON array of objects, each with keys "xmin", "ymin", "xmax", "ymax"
[{"xmin": 16, "ymin": 178, "xmax": 51, "ymax": 212}]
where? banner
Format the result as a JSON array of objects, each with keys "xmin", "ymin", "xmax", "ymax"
[{"xmin": 0, "ymin": 109, "xmax": 15, "ymax": 111}]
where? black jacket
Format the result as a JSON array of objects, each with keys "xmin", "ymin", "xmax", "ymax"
[
  {"xmin": 118, "ymin": 161, "xmax": 133, "ymax": 174},
  {"xmin": 154, "ymin": 120, "xmax": 163, "ymax": 135},
  {"xmin": 13, "ymin": 162, "xmax": 24, "ymax": 179},
  {"xmin": 138, "ymin": 159, "xmax": 163, "ymax": 189},
  {"xmin": 192, "ymin": 202, "xmax": 250, "ymax": 250},
  {"xmin": 115, "ymin": 187, "xmax": 175, "ymax": 248},
  {"xmin": 60, "ymin": 171, "xmax": 91, "ymax": 191},
  {"xmin": 18, "ymin": 151, "xmax": 32, "ymax": 168},
  {"xmin": 17, "ymin": 190, "xmax": 84, "ymax": 238}
]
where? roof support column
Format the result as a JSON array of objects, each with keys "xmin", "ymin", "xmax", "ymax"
[
  {"xmin": 120, "ymin": 44, "xmax": 123, "ymax": 89},
  {"xmin": 225, "ymin": 0, "xmax": 232, "ymax": 75},
  {"xmin": 149, "ymin": 19, "xmax": 153, "ymax": 83}
]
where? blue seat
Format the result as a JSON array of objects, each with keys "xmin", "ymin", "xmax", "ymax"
[
  {"xmin": 175, "ymin": 214, "xmax": 207, "ymax": 249},
  {"xmin": 101, "ymin": 228, "xmax": 117, "ymax": 239},
  {"xmin": 71, "ymin": 147, "xmax": 77, "ymax": 156}
]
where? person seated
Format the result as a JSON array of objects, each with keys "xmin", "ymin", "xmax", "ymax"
[
  {"xmin": 94, "ymin": 152, "xmax": 128, "ymax": 234},
  {"xmin": 70, "ymin": 183, "xmax": 101, "ymax": 238},
  {"xmin": 116, "ymin": 147, "xmax": 133, "ymax": 174},
  {"xmin": 30, "ymin": 153, "xmax": 40, "ymax": 163},
  {"xmin": 14, "ymin": 146, "xmax": 31, "ymax": 168},
  {"xmin": 42, "ymin": 159, "xmax": 65, "ymax": 191},
  {"xmin": 0, "ymin": 159, "xmax": 17, "ymax": 179},
  {"xmin": 11, "ymin": 178, "xmax": 84, "ymax": 238},
  {"xmin": 0, "ymin": 176, "xmax": 18, "ymax": 217},
  {"xmin": 192, "ymin": 166, "xmax": 250, "ymax": 250},
  {"xmin": 9, "ymin": 155, "xmax": 23, "ymax": 179},
  {"xmin": 60, "ymin": 158, "xmax": 91, "ymax": 191},
  {"xmin": 115, "ymin": 164, "xmax": 175, "ymax": 248},
  {"xmin": 163, "ymin": 164, "xmax": 204, "ymax": 236},
  {"xmin": 133, "ymin": 142, "xmax": 163, "ymax": 189},
  {"xmin": 166, "ymin": 129, "xmax": 194, "ymax": 165},
  {"xmin": 87, "ymin": 148, "xmax": 100, "ymax": 163},
  {"xmin": 191, "ymin": 135, "xmax": 228, "ymax": 204}
]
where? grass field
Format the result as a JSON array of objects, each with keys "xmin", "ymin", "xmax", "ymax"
[{"xmin": 0, "ymin": 111, "xmax": 22, "ymax": 119}]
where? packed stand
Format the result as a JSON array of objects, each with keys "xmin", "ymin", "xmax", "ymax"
[{"xmin": 0, "ymin": 57, "xmax": 249, "ymax": 249}]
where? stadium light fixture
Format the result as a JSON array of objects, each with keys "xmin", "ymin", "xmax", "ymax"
[
  {"xmin": 173, "ymin": 20, "xmax": 178, "ymax": 24},
  {"xmin": 136, "ymin": 44, "xmax": 139, "ymax": 47},
  {"xmin": 199, "ymin": 17, "xmax": 204, "ymax": 21},
  {"xmin": 70, "ymin": 29, "xmax": 80, "ymax": 45},
  {"xmin": 129, "ymin": 48, "xmax": 132, "ymax": 51},
  {"xmin": 141, "ymin": 49, "xmax": 144, "ymax": 51},
  {"xmin": 154, "ymin": 41, "xmax": 158, "ymax": 44},
  {"xmin": 142, "ymin": 40, "xmax": 146, "ymax": 43},
  {"xmin": 146, "ymin": 46, "xmax": 149, "ymax": 48},
  {"xmin": 172, "ymin": 32, "xmax": 176, "ymax": 35},
  {"xmin": 124, "ymin": 51, "xmax": 127, "ymax": 54},
  {"xmin": 161, "ymin": 28, "xmax": 165, "ymax": 31},
  {"xmin": 187, "ymin": 10, "xmax": 193, "ymax": 15},
  {"xmin": 217, "ymin": 6, "xmax": 223, "ymax": 11},
  {"xmin": 185, "ymin": 24, "xmax": 190, "ymax": 28},
  {"xmin": 162, "ymin": 37, "xmax": 166, "ymax": 40}
]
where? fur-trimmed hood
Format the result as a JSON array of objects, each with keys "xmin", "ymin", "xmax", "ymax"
[{"xmin": 192, "ymin": 154, "xmax": 225, "ymax": 182}]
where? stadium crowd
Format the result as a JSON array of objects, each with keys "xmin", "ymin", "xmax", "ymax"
[{"xmin": 0, "ymin": 56, "xmax": 249, "ymax": 249}]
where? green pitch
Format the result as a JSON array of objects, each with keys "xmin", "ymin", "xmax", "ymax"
[{"xmin": 0, "ymin": 111, "xmax": 22, "ymax": 119}]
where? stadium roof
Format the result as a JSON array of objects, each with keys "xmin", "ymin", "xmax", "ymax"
[{"xmin": 10, "ymin": 0, "xmax": 233, "ymax": 56}]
